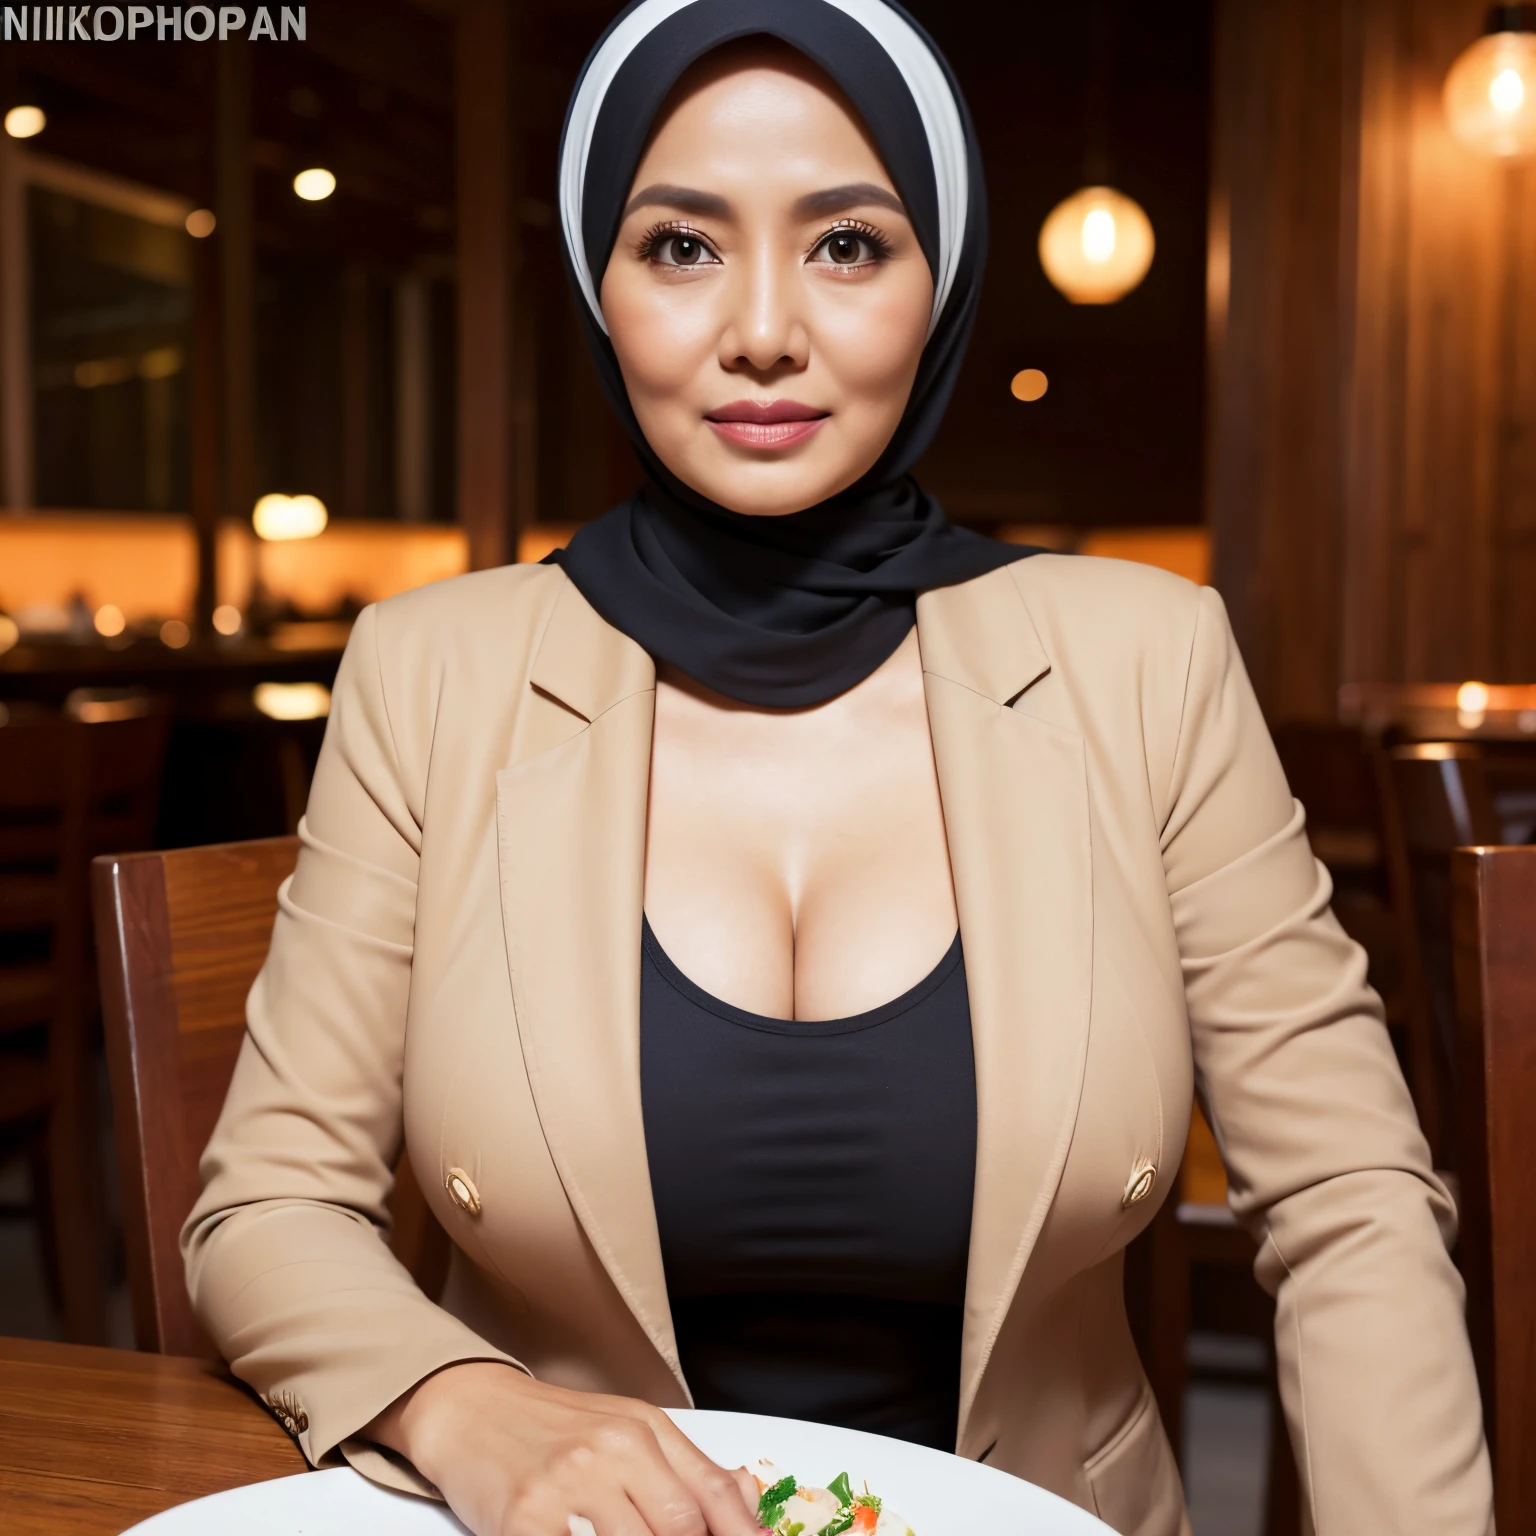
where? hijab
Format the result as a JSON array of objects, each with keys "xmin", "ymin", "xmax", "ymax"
[{"xmin": 551, "ymin": 0, "xmax": 1038, "ymax": 708}]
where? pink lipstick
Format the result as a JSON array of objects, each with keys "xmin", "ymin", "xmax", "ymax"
[{"xmin": 706, "ymin": 399, "xmax": 829, "ymax": 449}]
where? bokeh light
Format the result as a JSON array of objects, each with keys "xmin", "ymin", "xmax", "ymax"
[{"xmin": 293, "ymin": 167, "xmax": 337, "ymax": 201}]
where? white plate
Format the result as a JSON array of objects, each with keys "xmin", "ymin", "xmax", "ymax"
[{"xmin": 121, "ymin": 1408, "xmax": 1113, "ymax": 1534}]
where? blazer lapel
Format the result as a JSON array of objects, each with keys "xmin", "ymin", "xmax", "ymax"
[
  {"xmin": 494, "ymin": 577, "xmax": 686, "ymax": 1394},
  {"xmin": 917, "ymin": 566, "xmax": 1095, "ymax": 1448}
]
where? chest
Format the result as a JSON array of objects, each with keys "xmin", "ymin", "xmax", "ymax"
[{"xmin": 642, "ymin": 636, "xmax": 959, "ymax": 1019}]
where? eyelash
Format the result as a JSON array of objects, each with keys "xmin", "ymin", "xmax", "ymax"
[
  {"xmin": 634, "ymin": 221, "xmax": 714, "ymax": 265},
  {"xmin": 634, "ymin": 218, "xmax": 894, "ymax": 269},
  {"xmin": 812, "ymin": 220, "xmax": 893, "ymax": 268}
]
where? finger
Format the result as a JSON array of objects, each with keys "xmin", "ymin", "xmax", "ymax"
[
  {"xmin": 729, "ymin": 1467, "xmax": 760, "ymax": 1518},
  {"xmin": 589, "ymin": 1416, "xmax": 710, "ymax": 1536},
  {"xmin": 574, "ymin": 1484, "xmax": 678, "ymax": 1536},
  {"xmin": 639, "ymin": 1413, "xmax": 765, "ymax": 1536}
]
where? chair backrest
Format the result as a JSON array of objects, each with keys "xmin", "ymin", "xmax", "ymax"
[
  {"xmin": 1452, "ymin": 845, "xmax": 1536, "ymax": 1531},
  {"xmin": 1377, "ymin": 743, "xmax": 1502, "ymax": 1168},
  {"xmin": 0, "ymin": 705, "xmax": 170, "ymax": 1035},
  {"xmin": 92, "ymin": 836, "xmax": 447, "ymax": 1356},
  {"xmin": 0, "ymin": 704, "xmax": 169, "ymax": 857}
]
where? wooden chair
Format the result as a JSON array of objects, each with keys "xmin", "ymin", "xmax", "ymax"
[
  {"xmin": 1451, "ymin": 845, "xmax": 1536, "ymax": 1531},
  {"xmin": 92, "ymin": 836, "xmax": 449, "ymax": 1356},
  {"xmin": 0, "ymin": 702, "xmax": 169, "ymax": 1343},
  {"xmin": 1378, "ymin": 743, "xmax": 1502, "ymax": 1169}
]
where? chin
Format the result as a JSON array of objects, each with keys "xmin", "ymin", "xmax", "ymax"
[{"xmin": 676, "ymin": 454, "xmax": 868, "ymax": 519}]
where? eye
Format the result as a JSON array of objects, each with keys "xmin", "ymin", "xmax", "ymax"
[
  {"xmin": 647, "ymin": 230, "xmax": 719, "ymax": 267},
  {"xmin": 809, "ymin": 225, "xmax": 891, "ymax": 268}
]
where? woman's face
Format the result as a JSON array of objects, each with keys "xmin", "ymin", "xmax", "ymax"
[{"xmin": 600, "ymin": 50, "xmax": 934, "ymax": 517}]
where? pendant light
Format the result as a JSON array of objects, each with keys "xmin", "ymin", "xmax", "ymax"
[
  {"xmin": 1444, "ymin": 4, "xmax": 1536, "ymax": 158},
  {"xmin": 1039, "ymin": 186, "xmax": 1155, "ymax": 305},
  {"xmin": 1039, "ymin": 1, "xmax": 1155, "ymax": 306}
]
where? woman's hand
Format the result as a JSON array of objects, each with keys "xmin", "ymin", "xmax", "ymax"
[{"xmin": 365, "ymin": 1361, "xmax": 764, "ymax": 1536}]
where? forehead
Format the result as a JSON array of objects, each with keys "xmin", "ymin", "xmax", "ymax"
[{"xmin": 635, "ymin": 58, "xmax": 893, "ymax": 192}]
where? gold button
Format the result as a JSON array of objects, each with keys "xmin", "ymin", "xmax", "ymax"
[
  {"xmin": 1122, "ymin": 1161, "xmax": 1157, "ymax": 1209},
  {"xmin": 445, "ymin": 1167, "xmax": 481, "ymax": 1216}
]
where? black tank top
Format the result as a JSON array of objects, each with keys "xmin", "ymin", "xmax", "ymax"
[{"xmin": 639, "ymin": 917, "xmax": 977, "ymax": 1449}]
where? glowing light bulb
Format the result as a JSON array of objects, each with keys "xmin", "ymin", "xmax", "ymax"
[
  {"xmin": 4, "ymin": 106, "xmax": 45, "ymax": 139},
  {"xmin": 185, "ymin": 208, "xmax": 217, "ymax": 238},
  {"xmin": 212, "ymin": 604, "xmax": 243, "ymax": 636},
  {"xmin": 253, "ymin": 682, "xmax": 332, "ymax": 721},
  {"xmin": 1039, "ymin": 187, "xmax": 1155, "ymax": 305},
  {"xmin": 1457, "ymin": 679, "xmax": 1491, "ymax": 729},
  {"xmin": 253, "ymin": 492, "xmax": 328, "ymax": 541},
  {"xmin": 1445, "ymin": 27, "xmax": 1536, "ymax": 157},
  {"xmin": 1457, "ymin": 681, "xmax": 1491, "ymax": 714},
  {"xmin": 94, "ymin": 604, "xmax": 126, "ymax": 638},
  {"xmin": 1491, "ymin": 66, "xmax": 1526, "ymax": 112},
  {"xmin": 293, "ymin": 168, "xmax": 336, "ymax": 201},
  {"xmin": 1081, "ymin": 208, "xmax": 1117, "ymax": 263}
]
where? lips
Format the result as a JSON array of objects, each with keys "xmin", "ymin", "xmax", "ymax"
[{"xmin": 705, "ymin": 399, "xmax": 829, "ymax": 450}]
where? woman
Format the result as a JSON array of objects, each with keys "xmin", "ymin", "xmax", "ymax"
[{"xmin": 184, "ymin": 3, "xmax": 1492, "ymax": 1533}]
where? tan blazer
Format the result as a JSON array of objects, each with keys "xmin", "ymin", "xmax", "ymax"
[{"xmin": 184, "ymin": 555, "xmax": 1492, "ymax": 1536}]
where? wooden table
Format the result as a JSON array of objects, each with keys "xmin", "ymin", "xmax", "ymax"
[{"xmin": 0, "ymin": 1337, "xmax": 307, "ymax": 1534}]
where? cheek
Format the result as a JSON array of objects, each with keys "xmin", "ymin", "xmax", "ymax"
[
  {"xmin": 811, "ymin": 278, "xmax": 929, "ymax": 407},
  {"xmin": 603, "ymin": 281, "xmax": 718, "ymax": 417}
]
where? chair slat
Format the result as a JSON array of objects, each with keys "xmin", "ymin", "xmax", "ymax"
[{"xmin": 1452, "ymin": 846, "xmax": 1536, "ymax": 1531}]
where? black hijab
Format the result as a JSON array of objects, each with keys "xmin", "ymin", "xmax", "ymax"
[{"xmin": 551, "ymin": 0, "xmax": 1036, "ymax": 708}]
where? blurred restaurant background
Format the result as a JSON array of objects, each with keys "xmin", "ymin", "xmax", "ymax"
[{"xmin": 2, "ymin": 2, "xmax": 1535, "ymax": 1532}]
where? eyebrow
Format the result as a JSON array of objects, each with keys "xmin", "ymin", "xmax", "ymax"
[
  {"xmin": 792, "ymin": 182, "xmax": 907, "ymax": 219},
  {"xmin": 621, "ymin": 184, "xmax": 732, "ymax": 220},
  {"xmin": 619, "ymin": 180, "xmax": 908, "ymax": 222}
]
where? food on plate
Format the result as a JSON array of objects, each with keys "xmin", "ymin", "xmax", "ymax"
[{"xmin": 752, "ymin": 1460, "xmax": 914, "ymax": 1536}]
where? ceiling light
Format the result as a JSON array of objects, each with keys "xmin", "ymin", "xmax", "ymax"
[
  {"xmin": 1445, "ymin": 5, "xmax": 1536, "ymax": 157},
  {"xmin": 3, "ymin": 106, "xmax": 45, "ymax": 139},
  {"xmin": 293, "ymin": 167, "xmax": 336, "ymax": 201},
  {"xmin": 1039, "ymin": 186, "xmax": 1155, "ymax": 305}
]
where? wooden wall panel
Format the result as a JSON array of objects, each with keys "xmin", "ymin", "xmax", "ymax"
[
  {"xmin": 455, "ymin": 0, "xmax": 526, "ymax": 570},
  {"xmin": 1498, "ymin": 157, "xmax": 1536, "ymax": 670},
  {"xmin": 1394, "ymin": 1, "xmax": 1506, "ymax": 684},
  {"xmin": 1208, "ymin": 0, "xmax": 1349, "ymax": 721},
  {"xmin": 1213, "ymin": 0, "xmax": 1536, "ymax": 718}
]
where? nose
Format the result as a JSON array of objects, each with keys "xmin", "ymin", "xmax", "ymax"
[{"xmin": 717, "ymin": 241, "xmax": 809, "ymax": 377}]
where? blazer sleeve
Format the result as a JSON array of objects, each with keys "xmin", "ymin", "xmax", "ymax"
[
  {"xmin": 181, "ymin": 604, "xmax": 521, "ymax": 1496},
  {"xmin": 1160, "ymin": 587, "xmax": 1492, "ymax": 1534}
]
